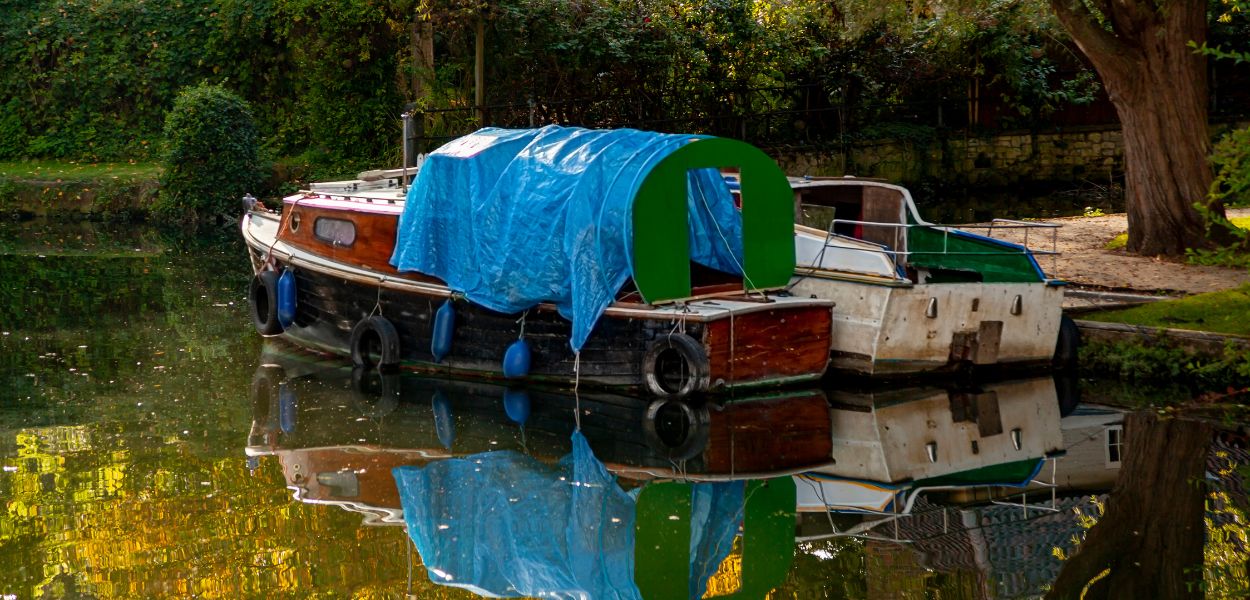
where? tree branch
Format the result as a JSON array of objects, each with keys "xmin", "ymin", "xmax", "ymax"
[{"xmin": 1049, "ymin": 0, "xmax": 1133, "ymax": 77}]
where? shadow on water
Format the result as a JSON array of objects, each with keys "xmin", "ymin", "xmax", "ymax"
[{"xmin": 1, "ymin": 220, "xmax": 1246, "ymax": 599}]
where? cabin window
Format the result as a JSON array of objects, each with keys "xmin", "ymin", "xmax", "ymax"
[
  {"xmin": 314, "ymin": 217, "xmax": 356, "ymax": 247},
  {"xmin": 289, "ymin": 211, "xmax": 302, "ymax": 232},
  {"xmin": 1105, "ymin": 425, "xmax": 1123, "ymax": 467}
]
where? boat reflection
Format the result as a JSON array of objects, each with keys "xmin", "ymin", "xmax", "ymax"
[{"xmin": 245, "ymin": 342, "xmax": 1104, "ymax": 598}]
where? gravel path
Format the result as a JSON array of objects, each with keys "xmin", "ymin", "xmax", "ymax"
[{"xmin": 1039, "ymin": 207, "xmax": 1250, "ymax": 295}]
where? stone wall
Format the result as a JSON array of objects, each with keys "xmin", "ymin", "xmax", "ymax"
[{"xmin": 771, "ymin": 121, "xmax": 1248, "ymax": 186}]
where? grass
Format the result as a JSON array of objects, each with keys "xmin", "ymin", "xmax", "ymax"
[
  {"xmin": 0, "ymin": 160, "xmax": 161, "ymax": 181},
  {"xmin": 1104, "ymin": 216, "xmax": 1250, "ymax": 251},
  {"xmin": 1082, "ymin": 282, "xmax": 1250, "ymax": 336}
]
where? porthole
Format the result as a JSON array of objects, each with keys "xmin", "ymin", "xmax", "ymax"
[
  {"xmin": 289, "ymin": 211, "xmax": 302, "ymax": 232},
  {"xmin": 314, "ymin": 217, "xmax": 356, "ymax": 247}
]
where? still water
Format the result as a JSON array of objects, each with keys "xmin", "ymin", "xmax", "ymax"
[{"xmin": 0, "ymin": 220, "xmax": 1243, "ymax": 599}]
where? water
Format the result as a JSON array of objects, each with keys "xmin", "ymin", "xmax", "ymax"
[{"xmin": 1, "ymin": 220, "xmax": 1243, "ymax": 599}]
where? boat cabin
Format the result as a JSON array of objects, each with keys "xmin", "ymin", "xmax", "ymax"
[{"xmin": 789, "ymin": 177, "xmax": 1057, "ymax": 285}]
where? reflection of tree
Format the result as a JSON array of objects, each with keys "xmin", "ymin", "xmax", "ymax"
[{"xmin": 1046, "ymin": 412, "xmax": 1211, "ymax": 600}]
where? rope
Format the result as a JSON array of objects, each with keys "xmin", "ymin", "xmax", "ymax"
[
  {"xmin": 369, "ymin": 276, "xmax": 386, "ymax": 318},
  {"xmin": 516, "ymin": 310, "xmax": 528, "ymax": 339},
  {"xmin": 262, "ymin": 195, "xmax": 303, "ymax": 267},
  {"xmin": 694, "ymin": 174, "xmax": 760, "ymax": 294},
  {"xmin": 573, "ymin": 352, "xmax": 582, "ymax": 430}
]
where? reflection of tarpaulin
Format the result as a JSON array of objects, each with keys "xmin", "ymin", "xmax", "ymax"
[{"xmin": 393, "ymin": 431, "xmax": 742, "ymax": 598}]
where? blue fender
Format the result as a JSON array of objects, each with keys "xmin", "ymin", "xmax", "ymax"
[
  {"xmin": 503, "ymin": 339, "xmax": 531, "ymax": 379},
  {"xmin": 432, "ymin": 390, "xmax": 455, "ymax": 450},
  {"xmin": 276, "ymin": 268, "xmax": 297, "ymax": 329},
  {"xmin": 503, "ymin": 388, "xmax": 531, "ymax": 425},
  {"xmin": 431, "ymin": 300, "xmax": 455, "ymax": 362},
  {"xmin": 278, "ymin": 383, "xmax": 297, "ymax": 434}
]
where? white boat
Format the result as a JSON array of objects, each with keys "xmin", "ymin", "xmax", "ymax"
[{"xmin": 786, "ymin": 177, "xmax": 1076, "ymax": 377}]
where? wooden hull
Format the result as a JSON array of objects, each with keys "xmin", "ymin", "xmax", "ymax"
[
  {"xmin": 242, "ymin": 200, "xmax": 832, "ymax": 396},
  {"xmin": 245, "ymin": 347, "xmax": 835, "ymax": 522}
]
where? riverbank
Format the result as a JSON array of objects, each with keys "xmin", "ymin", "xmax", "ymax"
[{"xmin": 0, "ymin": 160, "xmax": 161, "ymax": 219}]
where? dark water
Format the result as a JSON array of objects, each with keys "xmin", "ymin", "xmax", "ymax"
[{"xmin": 0, "ymin": 220, "xmax": 1244, "ymax": 599}]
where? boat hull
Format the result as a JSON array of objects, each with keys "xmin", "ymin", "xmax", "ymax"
[
  {"xmin": 243, "ymin": 210, "xmax": 832, "ymax": 396},
  {"xmin": 790, "ymin": 275, "xmax": 1063, "ymax": 376}
]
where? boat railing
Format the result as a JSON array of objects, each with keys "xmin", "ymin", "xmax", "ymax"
[
  {"xmin": 796, "ymin": 455, "xmax": 1063, "ymax": 544},
  {"xmin": 820, "ymin": 217, "xmax": 1061, "ymax": 276}
]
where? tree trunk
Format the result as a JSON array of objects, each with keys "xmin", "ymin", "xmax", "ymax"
[
  {"xmin": 1045, "ymin": 412, "xmax": 1211, "ymax": 600},
  {"xmin": 1050, "ymin": 0, "xmax": 1233, "ymax": 256}
]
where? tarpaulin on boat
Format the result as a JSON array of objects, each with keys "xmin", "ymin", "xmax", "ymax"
[
  {"xmin": 394, "ymin": 431, "xmax": 639, "ymax": 598},
  {"xmin": 392, "ymin": 431, "xmax": 745, "ymax": 598},
  {"xmin": 390, "ymin": 125, "xmax": 742, "ymax": 351}
]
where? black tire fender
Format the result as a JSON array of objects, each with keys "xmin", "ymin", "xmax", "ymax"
[
  {"xmin": 351, "ymin": 366, "xmax": 401, "ymax": 418},
  {"xmin": 249, "ymin": 271, "xmax": 283, "ymax": 336},
  {"xmin": 350, "ymin": 315, "xmax": 402, "ymax": 373},
  {"xmin": 250, "ymin": 364, "xmax": 285, "ymax": 426},
  {"xmin": 642, "ymin": 333, "xmax": 710, "ymax": 398},
  {"xmin": 642, "ymin": 399, "xmax": 711, "ymax": 461},
  {"xmin": 1053, "ymin": 315, "xmax": 1081, "ymax": 369}
]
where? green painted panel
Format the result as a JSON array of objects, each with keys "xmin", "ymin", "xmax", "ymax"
[
  {"xmin": 913, "ymin": 458, "xmax": 1044, "ymax": 488},
  {"xmin": 634, "ymin": 481, "xmax": 693, "ymax": 600},
  {"xmin": 907, "ymin": 225, "xmax": 1044, "ymax": 283},
  {"xmin": 632, "ymin": 137, "xmax": 796, "ymax": 303},
  {"xmin": 633, "ymin": 478, "xmax": 798, "ymax": 600},
  {"xmin": 722, "ymin": 478, "xmax": 798, "ymax": 600}
]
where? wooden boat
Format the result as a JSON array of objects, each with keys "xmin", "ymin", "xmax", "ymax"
[
  {"xmin": 241, "ymin": 127, "xmax": 832, "ymax": 398},
  {"xmin": 786, "ymin": 177, "xmax": 1077, "ymax": 377},
  {"xmin": 245, "ymin": 351, "xmax": 807, "ymax": 598}
]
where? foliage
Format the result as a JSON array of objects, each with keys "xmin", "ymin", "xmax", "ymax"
[
  {"xmin": 1191, "ymin": 0, "xmax": 1250, "ymax": 63},
  {"xmin": 0, "ymin": 0, "xmax": 1108, "ymax": 169},
  {"xmin": 1187, "ymin": 207, "xmax": 1250, "ymax": 268},
  {"xmin": 1079, "ymin": 338, "xmax": 1250, "ymax": 387},
  {"xmin": 1211, "ymin": 127, "xmax": 1250, "ymax": 208},
  {"xmin": 156, "ymin": 83, "xmax": 266, "ymax": 222}
]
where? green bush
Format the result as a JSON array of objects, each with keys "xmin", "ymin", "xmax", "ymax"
[
  {"xmin": 157, "ymin": 83, "xmax": 266, "ymax": 222},
  {"xmin": 1212, "ymin": 126, "xmax": 1250, "ymax": 208}
]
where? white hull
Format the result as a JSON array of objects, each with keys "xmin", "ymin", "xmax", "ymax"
[{"xmin": 790, "ymin": 275, "xmax": 1064, "ymax": 375}]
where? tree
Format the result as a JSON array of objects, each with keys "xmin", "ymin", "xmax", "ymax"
[
  {"xmin": 1045, "ymin": 412, "xmax": 1211, "ymax": 599},
  {"xmin": 1049, "ymin": 0, "xmax": 1236, "ymax": 256}
]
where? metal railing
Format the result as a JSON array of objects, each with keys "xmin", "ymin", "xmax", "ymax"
[{"xmin": 817, "ymin": 217, "xmax": 1061, "ymax": 276}]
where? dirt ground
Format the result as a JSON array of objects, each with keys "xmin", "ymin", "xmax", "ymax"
[{"xmin": 987, "ymin": 207, "xmax": 1250, "ymax": 296}]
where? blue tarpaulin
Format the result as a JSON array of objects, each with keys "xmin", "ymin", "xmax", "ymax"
[
  {"xmin": 394, "ymin": 431, "xmax": 639, "ymax": 599},
  {"xmin": 392, "ymin": 431, "xmax": 745, "ymax": 599},
  {"xmin": 390, "ymin": 125, "xmax": 743, "ymax": 351}
]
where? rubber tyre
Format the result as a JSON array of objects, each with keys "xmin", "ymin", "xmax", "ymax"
[
  {"xmin": 1054, "ymin": 372, "xmax": 1082, "ymax": 417},
  {"xmin": 351, "ymin": 366, "xmax": 401, "ymax": 418},
  {"xmin": 642, "ymin": 399, "xmax": 711, "ymax": 461},
  {"xmin": 249, "ymin": 364, "xmax": 285, "ymax": 424},
  {"xmin": 249, "ymin": 271, "xmax": 283, "ymax": 336},
  {"xmin": 642, "ymin": 333, "xmax": 711, "ymax": 399},
  {"xmin": 1053, "ymin": 315, "xmax": 1081, "ymax": 370},
  {"xmin": 350, "ymin": 315, "xmax": 402, "ymax": 373}
]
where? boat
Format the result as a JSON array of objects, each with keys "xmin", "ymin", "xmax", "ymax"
[
  {"xmin": 241, "ymin": 126, "xmax": 833, "ymax": 398},
  {"xmin": 244, "ymin": 348, "xmax": 817, "ymax": 598},
  {"xmin": 785, "ymin": 176, "xmax": 1078, "ymax": 377}
]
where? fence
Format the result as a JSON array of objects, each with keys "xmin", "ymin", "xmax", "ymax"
[{"xmin": 408, "ymin": 76, "xmax": 1250, "ymax": 154}]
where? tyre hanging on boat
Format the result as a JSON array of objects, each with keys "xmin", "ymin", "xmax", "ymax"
[
  {"xmin": 1053, "ymin": 315, "xmax": 1081, "ymax": 369},
  {"xmin": 249, "ymin": 270, "xmax": 284, "ymax": 336},
  {"xmin": 641, "ymin": 333, "xmax": 711, "ymax": 398},
  {"xmin": 350, "ymin": 315, "xmax": 402, "ymax": 373}
]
